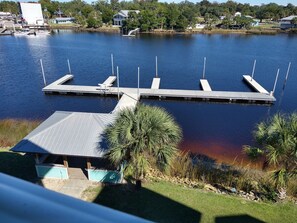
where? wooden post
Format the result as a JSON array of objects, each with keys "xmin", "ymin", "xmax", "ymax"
[
  {"xmin": 251, "ymin": 59, "xmax": 256, "ymax": 81},
  {"xmin": 202, "ymin": 57, "xmax": 206, "ymax": 79},
  {"xmin": 155, "ymin": 56, "xmax": 158, "ymax": 78},
  {"xmin": 63, "ymin": 156, "xmax": 68, "ymax": 168},
  {"xmin": 40, "ymin": 59, "xmax": 47, "ymax": 86},
  {"xmin": 67, "ymin": 59, "xmax": 72, "ymax": 74},
  {"xmin": 35, "ymin": 154, "xmax": 40, "ymax": 164},
  {"xmin": 137, "ymin": 66, "xmax": 140, "ymax": 99},
  {"xmin": 117, "ymin": 66, "xmax": 120, "ymax": 100},
  {"xmin": 87, "ymin": 158, "xmax": 92, "ymax": 169},
  {"xmin": 111, "ymin": 54, "xmax": 114, "ymax": 76}
]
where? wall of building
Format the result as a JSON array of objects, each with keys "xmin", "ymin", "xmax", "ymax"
[{"xmin": 36, "ymin": 164, "xmax": 68, "ymax": 179}]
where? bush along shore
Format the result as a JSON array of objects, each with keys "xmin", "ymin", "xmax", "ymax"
[{"xmin": 1, "ymin": 118, "xmax": 296, "ymax": 204}]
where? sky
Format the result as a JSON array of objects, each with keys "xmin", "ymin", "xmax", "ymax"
[
  {"xmin": 15, "ymin": 0, "xmax": 297, "ymax": 6},
  {"xmin": 159, "ymin": 0, "xmax": 296, "ymax": 5}
]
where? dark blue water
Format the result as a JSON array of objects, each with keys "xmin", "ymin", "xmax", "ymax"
[{"xmin": 1, "ymin": 31, "xmax": 296, "ymax": 163}]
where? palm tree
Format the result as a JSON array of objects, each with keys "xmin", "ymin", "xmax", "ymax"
[
  {"xmin": 244, "ymin": 113, "xmax": 297, "ymax": 190},
  {"xmin": 105, "ymin": 104, "xmax": 182, "ymax": 186}
]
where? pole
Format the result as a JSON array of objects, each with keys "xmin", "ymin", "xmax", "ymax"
[
  {"xmin": 117, "ymin": 66, "xmax": 120, "ymax": 100},
  {"xmin": 40, "ymin": 59, "xmax": 47, "ymax": 86},
  {"xmin": 283, "ymin": 62, "xmax": 291, "ymax": 86},
  {"xmin": 155, "ymin": 56, "xmax": 158, "ymax": 78},
  {"xmin": 271, "ymin": 68, "xmax": 279, "ymax": 96},
  {"xmin": 138, "ymin": 67, "xmax": 140, "ymax": 99},
  {"xmin": 111, "ymin": 54, "xmax": 114, "ymax": 76},
  {"xmin": 67, "ymin": 59, "xmax": 71, "ymax": 74},
  {"xmin": 202, "ymin": 57, "xmax": 206, "ymax": 79},
  {"xmin": 251, "ymin": 59, "xmax": 256, "ymax": 81}
]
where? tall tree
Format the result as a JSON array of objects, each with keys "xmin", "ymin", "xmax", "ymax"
[
  {"xmin": 105, "ymin": 104, "xmax": 182, "ymax": 184},
  {"xmin": 244, "ymin": 113, "xmax": 297, "ymax": 191}
]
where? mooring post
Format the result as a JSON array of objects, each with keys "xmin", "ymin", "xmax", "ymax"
[
  {"xmin": 202, "ymin": 57, "xmax": 206, "ymax": 79},
  {"xmin": 67, "ymin": 59, "xmax": 72, "ymax": 74},
  {"xmin": 40, "ymin": 59, "xmax": 47, "ymax": 86},
  {"xmin": 283, "ymin": 62, "xmax": 291, "ymax": 89},
  {"xmin": 271, "ymin": 68, "xmax": 280, "ymax": 96},
  {"xmin": 111, "ymin": 54, "xmax": 114, "ymax": 76},
  {"xmin": 138, "ymin": 67, "xmax": 140, "ymax": 99},
  {"xmin": 155, "ymin": 56, "xmax": 158, "ymax": 78},
  {"xmin": 251, "ymin": 59, "xmax": 256, "ymax": 81},
  {"xmin": 117, "ymin": 66, "xmax": 120, "ymax": 100}
]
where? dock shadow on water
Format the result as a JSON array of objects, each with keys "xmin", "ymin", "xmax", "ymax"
[{"xmin": 92, "ymin": 183, "xmax": 201, "ymax": 223}]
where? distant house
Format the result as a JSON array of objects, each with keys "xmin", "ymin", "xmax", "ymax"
[
  {"xmin": 113, "ymin": 10, "xmax": 140, "ymax": 27},
  {"xmin": 234, "ymin": 12, "xmax": 242, "ymax": 17},
  {"xmin": 280, "ymin": 15, "xmax": 297, "ymax": 29},
  {"xmin": 55, "ymin": 17, "xmax": 75, "ymax": 24},
  {"xmin": 11, "ymin": 111, "xmax": 123, "ymax": 183}
]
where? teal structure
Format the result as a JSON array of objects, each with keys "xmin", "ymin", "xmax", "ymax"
[
  {"xmin": 88, "ymin": 169, "xmax": 121, "ymax": 183},
  {"xmin": 36, "ymin": 165, "xmax": 68, "ymax": 179}
]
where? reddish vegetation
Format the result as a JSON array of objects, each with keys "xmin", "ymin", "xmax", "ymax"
[{"xmin": 180, "ymin": 140, "xmax": 263, "ymax": 169}]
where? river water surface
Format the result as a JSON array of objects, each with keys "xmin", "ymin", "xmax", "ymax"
[{"xmin": 0, "ymin": 31, "xmax": 296, "ymax": 164}]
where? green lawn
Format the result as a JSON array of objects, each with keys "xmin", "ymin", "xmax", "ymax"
[{"xmin": 83, "ymin": 180, "xmax": 296, "ymax": 223}]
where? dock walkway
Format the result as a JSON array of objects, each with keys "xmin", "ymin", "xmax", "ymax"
[
  {"xmin": 200, "ymin": 79, "xmax": 212, "ymax": 91},
  {"xmin": 112, "ymin": 93, "xmax": 139, "ymax": 113},
  {"xmin": 243, "ymin": 75, "xmax": 269, "ymax": 94},
  {"xmin": 151, "ymin": 78, "xmax": 160, "ymax": 89},
  {"xmin": 43, "ymin": 75, "xmax": 276, "ymax": 104},
  {"xmin": 100, "ymin": 76, "xmax": 116, "ymax": 87}
]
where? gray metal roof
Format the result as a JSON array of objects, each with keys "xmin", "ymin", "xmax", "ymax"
[
  {"xmin": 11, "ymin": 111, "xmax": 116, "ymax": 158},
  {"xmin": 280, "ymin": 15, "xmax": 297, "ymax": 21}
]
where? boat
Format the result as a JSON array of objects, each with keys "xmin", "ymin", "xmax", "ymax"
[{"xmin": 122, "ymin": 28, "xmax": 139, "ymax": 37}]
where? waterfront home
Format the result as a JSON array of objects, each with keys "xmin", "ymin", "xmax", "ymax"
[
  {"xmin": 54, "ymin": 17, "xmax": 75, "ymax": 24},
  {"xmin": 113, "ymin": 10, "xmax": 140, "ymax": 27},
  {"xmin": 11, "ymin": 111, "xmax": 122, "ymax": 183},
  {"xmin": 280, "ymin": 15, "xmax": 297, "ymax": 29}
]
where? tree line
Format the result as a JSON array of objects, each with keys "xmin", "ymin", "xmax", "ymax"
[{"xmin": 1, "ymin": 0, "xmax": 297, "ymax": 30}]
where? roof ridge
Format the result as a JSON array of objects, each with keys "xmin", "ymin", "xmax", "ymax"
[{"xmin": 29, "ymin": 112, "xmax": 74, "ymax": 141}]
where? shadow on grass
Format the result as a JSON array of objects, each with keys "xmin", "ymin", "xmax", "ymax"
[
  {"xmin": 215, "ymin": 214, "xmax": 265, "ymax": 223},
  {"xmin": 0, "ymin": 151, "xmax": 38, "ymax": 183},
  {"xmin": 92, "ymin": 183, "xmax": 201, "ymax": 223}
]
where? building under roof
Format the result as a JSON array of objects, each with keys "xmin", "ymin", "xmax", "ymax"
[
  {"xmin": 19, "ymin": 2, "xmax": 44, "ymax": 25},
  {"xmin": 280, "ymin": 15, "xmax": 297, "ymax": 29},
  {"xmin": 11, "ymin": 111, "xmax": 121, "ymax": 183},
  {"xmin": 12, "ymin": 111, "xmax": 115, "ymax": 157}
]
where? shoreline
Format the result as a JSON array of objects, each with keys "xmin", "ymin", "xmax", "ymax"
[{"xmin": 49, "ymin": 25, "xmax": 296, "ymax": 36}]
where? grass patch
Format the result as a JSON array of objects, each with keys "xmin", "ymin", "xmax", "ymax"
[
  {"xmin": 0, "ymin": 147, "xmax": 37, "ymax": 182},
  {"xmin": 0, "ymin": 119, "xmax": 40, "ymax": 147},
  {"xmin": 83, "ymin": 180, "xmax": 297, "ymax": 223}
]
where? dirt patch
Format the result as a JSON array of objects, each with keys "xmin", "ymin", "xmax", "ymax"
[{"xmin": 40, "ymin": 178, "xmax": 67, "ymax": 191}]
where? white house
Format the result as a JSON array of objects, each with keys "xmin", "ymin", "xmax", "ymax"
[
  {"xmin": 55, "ymin": 17, "xmax": 75, "ymax": 24},
  {"xmin": 234, "ymin": 12, "xmax": 242, "ymax": 17},
  {"xmin": 19, "ymin": 2, "xmax": 44, "ymax": 25},
  {"xmin": 113, "ymin": 10, "xmax": 140, "ymax": 27},
  {"xmin": 280, "ymin": 15, "xmax": 297, "ymax": 29}
]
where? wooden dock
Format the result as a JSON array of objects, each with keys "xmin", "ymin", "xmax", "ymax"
[
  {"xmin": 112, "ymin": 93, "xmax": 139, "ymax": 113},
  {"xmin": 151, "ymin": 78, "xmax": 161, "ymax": 89},
  {"xmin": 43, "ymin": 75, "xmax": 276, "ymax": 104},
  {"xmin": 243, "ymin": 75, "xmax": 269, "ymax": 94},
  {"xmin": 200, "ymin": 79, "xmax": 212, "ymax": 91},
  {"xmin": 100, "ymin": 76, "xmax": 116, "ymax": 87}
]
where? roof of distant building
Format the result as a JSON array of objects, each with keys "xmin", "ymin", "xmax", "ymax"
[
  {"xmin": 11, "ymin": 111, "xmax": 116, "ymax": 158},
  {"xmin": 280, "ymin": 15, "xmax": 297, "ymax": 21},
  {"xmin": 55, "ymin": 17, "xmax": 75, "ymax": 21},
  {"xmin": 116, "ymin": 10, "xmax": 140, "ymax": 18}
]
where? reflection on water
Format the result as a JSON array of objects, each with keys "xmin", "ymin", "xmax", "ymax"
[{"xmin": 0, "ymin": 32, "xmax": 296, "ymax": 164}]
